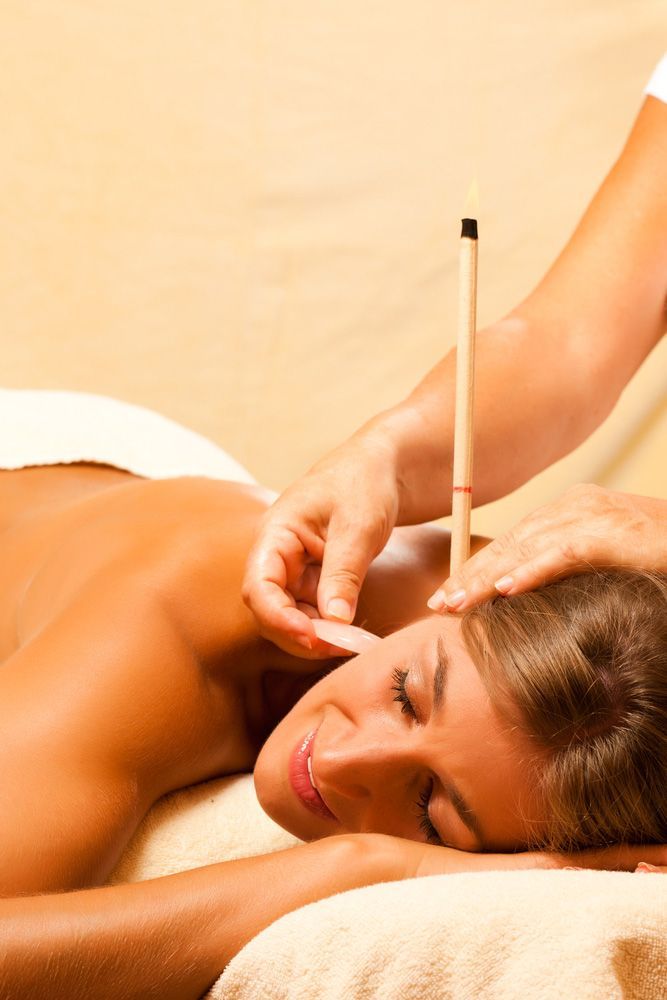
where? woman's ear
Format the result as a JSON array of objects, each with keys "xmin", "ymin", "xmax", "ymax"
[{"xmin": 356, "ymin": 523, "xmax": 490, "ymax": 635}]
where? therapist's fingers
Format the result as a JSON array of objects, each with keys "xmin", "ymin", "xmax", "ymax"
[
  {"xmin": 317, "ymin": 512, "xmax": 388, "ymax": 624},
  {"xmin": 479, "ymin": 544, "xmax": 593, "ymax": 598},
  {"xmin": 478, "ymin": 544, "xmax": 591, "ymax": 609},
  {"xmin": 242, "ymin": 525, "xmax": 328, "ymax": 658},
  {"xmin": 244, "ymin": 433, "xmax": 401, "ymax": 647},
  {"xmin": 427, "ymin": 491, "xmax": 592, "ymax": 612},
  {"xmin": 427, "ymin": 483, "xmax": 666, "ymax": 613},
  {"xmin": 426, "ymin": 522, "xmax": 545, "ymax": 612},
  {"xmin": 432, "ymin": 536, "xmax": 590, "ymax": 613}
]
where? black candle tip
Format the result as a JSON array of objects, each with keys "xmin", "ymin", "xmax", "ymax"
[{"xmin": 461, "ymin": 218, "xmax": 478, "ymax": 239}]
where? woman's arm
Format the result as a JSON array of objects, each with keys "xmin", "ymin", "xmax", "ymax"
[
  {"xmin": 0, "ymin": 836, "xmax": 392, "ymax": 1000},
  {"xmin": 243, "ymin": 95, "xmax": 667, "ymax": 652},
  {"xmin": 390, "ymin": 94, "xmax": 667, "ymax": 519},
  {"xmin": 0, "ymin": 838, "xmax": 528, "ymax": 999},
  {"xmin": 4, "ymin": 834, "xmax": 666, "ymax": 999}
]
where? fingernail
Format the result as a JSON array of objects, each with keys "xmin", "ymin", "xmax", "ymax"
[
  {"xmin": 444, "ymin": 589, "xmax": 466, "ymax": 609},
  {"xmin": 635, "ymin": 862, "xmax": 660, "ymax": 873},
  {"xmin": 327, "ymin": 598, "xmax": 353, "ymax": 622},
  {"xmin": 296, "ymin": 634, "xmax": 313, "ymax": 651},
  {"xmin": 494, "ymin": 576, "xmax": 514, "ymax": 594},
  {"xmin": 427, "ymin": 590, "xmax": 446, "ymax": 612}
]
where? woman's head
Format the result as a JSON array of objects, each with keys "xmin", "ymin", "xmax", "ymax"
[
  {"xmin": 462, "ymin": 569, "xmax": 667, "ymax": 852},
  {"xmin": 254, "ymin": 610, "xmax": 542, "ymax": 850},
  {"xmin": 254, "ymin": 570, "xmax": 666, "ymax": 853}
]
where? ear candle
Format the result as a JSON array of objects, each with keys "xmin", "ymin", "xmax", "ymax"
[{"xmin": 450, "ymin": 213, "xmax": 478, "ymax": 576}]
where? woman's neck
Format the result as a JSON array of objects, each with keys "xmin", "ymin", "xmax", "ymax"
[{"xmin": 247, "ymin": 658, "xmax": 344, "ymax": 749}]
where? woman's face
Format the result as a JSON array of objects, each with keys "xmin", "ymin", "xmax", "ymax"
[{"xmin": 254, "ymin": 615, "xmax": 546, "ymax": 851}]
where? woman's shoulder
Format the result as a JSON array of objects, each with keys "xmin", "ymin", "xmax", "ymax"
[
  {"xmin": 118, "ymin": 477, "xmax": 273, "ymax": 664},
  {"xmin": 17, "ymin": 475, "xmax": 271, "ymax": 656},
  {"xmin": 119, "ymin": 476, "xmax": 273, "ymax": 574},
  {"xmin": 0, "ymin": 486, "xmax": 264, "ymax": 892},
  {"xmin": 357, "ymin": 524, "xmax": 491, "ymax": 635}
]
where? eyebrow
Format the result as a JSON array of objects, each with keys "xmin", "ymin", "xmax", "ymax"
[
  {"xmin": 446, "ymin": 782, "xmax": 484, "ymax": 848},
  {"xmin": 431, "ymin": 634, "xmax": 485, "ymax": 849},
  {"xmin": 433, "ymin": 634, "xmax": 448, "ymax": 713}
]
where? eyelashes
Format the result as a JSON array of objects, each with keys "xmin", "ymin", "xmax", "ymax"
[
  {"xmin": 391, "ymin": 666, "xmax": 416, "ymax": 717},
  {"xmin": 390, "ymin": 666, "xmax": 442, "ymax": 845},
  {"xmin": 415, "ymin": 784, "xmax": 441, "ymax": 844}
]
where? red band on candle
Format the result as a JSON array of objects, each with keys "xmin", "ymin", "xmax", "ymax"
[{"xmin": 453, "ymin": 486, "xmax": 473, "ymax": 494}]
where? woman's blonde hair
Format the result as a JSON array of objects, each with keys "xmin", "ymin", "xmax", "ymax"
[{"xmin": 461, "ymin": 570, "xmax": 667, "ymax": 852}]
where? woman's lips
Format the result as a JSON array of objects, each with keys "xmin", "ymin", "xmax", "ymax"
[{"xmin": 288, "ymin": 729, "xmax": 337, "ymax": 823}]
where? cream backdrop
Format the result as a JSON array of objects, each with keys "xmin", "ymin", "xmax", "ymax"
[{"xmin": 2, "ymin": 2, "xmax": 666, "ymax": 535}]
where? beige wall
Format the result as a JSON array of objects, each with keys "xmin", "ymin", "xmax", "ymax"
[{"xmin": 2, "ymin": 1, "xmax": 665, "ymax": 535}]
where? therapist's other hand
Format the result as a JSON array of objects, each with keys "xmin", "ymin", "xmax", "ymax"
[
  {"xmin": 242, "ymin": 432, "xmax": 400, "ymax": 656},
  {"xmin": 429, "ymin": 484, "xmax": 667, "ymax": 613}
]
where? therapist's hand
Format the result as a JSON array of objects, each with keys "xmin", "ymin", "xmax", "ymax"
[
  {"xmin": 429, "ymin": 484, "xmax": 667, "ymax": 613},
  {"xmin": 242, "ymin": 431, "xmax": 401, "ymax": 656}
]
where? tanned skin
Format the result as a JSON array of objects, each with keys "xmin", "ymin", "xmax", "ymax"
[
  {"xmin": 0, "ymin": 464, "xmax": 663, "ymax": 999},
  {"xmin": 1, "ymin": 462, "xmax": 472, "ymax": 889},
  {"xmin": 0, "ymin": 462, "xmax": 494, "ymax": 997}
]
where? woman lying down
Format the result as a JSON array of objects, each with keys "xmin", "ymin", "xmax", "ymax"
[{"xmin": 0, "ymin": 451, "xmax": 665, "ymax": 997}]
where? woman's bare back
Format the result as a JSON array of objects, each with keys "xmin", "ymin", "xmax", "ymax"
[
  {"xmin": 0, "ymin": 464, "xmax": 300, "ymax": 892},
  {"xmin": 0, "ymin": 464, "xmax": 133, "ymax": 658}
]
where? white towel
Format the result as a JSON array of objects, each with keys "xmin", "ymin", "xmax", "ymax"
[
  {"xmin": 216, "ymin": 863, "xmax": 667, "ymax": 1000},
  {"xmin": 0, "ymin": 388, "xmax": 256, "ymax": 483},
  {"xmin": 109, "ymin": 775, "xmax": 299, "ymax": 885}
]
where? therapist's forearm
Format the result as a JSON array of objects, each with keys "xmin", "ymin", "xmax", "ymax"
[
  {"xmin": 362, "ymin": 95, "xmax": 667, "ymax": 525},
  {"xmin": 364, "ymin": 314, "xmax": 592, "ymax": 522},
  {"xmin": 365, "ymin": 306, "xmax": 621, "ymax": 522}
]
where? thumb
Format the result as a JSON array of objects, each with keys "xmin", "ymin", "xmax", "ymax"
[{"xmin": 317, "ymin": 522, "xmax": 378, "ymax": 624}]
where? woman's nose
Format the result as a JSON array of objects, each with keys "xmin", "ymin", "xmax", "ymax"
[{"xmin": 315, "ymin": 719, "xmax": 418, "ymax": 803}]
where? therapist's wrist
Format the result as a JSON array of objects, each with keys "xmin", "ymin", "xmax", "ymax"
[{"xmin": 358, "ymin": 402, "xmax": 454, "ymax": 525}]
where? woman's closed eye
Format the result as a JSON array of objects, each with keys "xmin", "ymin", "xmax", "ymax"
[
  {"xmin": 415, "ymin": 783, "xmax": 442, "ymax": 844},
  {"xmin": 391, "ymin": 666, "xmax": 417, "ymax": 718},
  {"xmin": 390, "ymin": 667, "xmax": 442, "ymax": 846}
]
